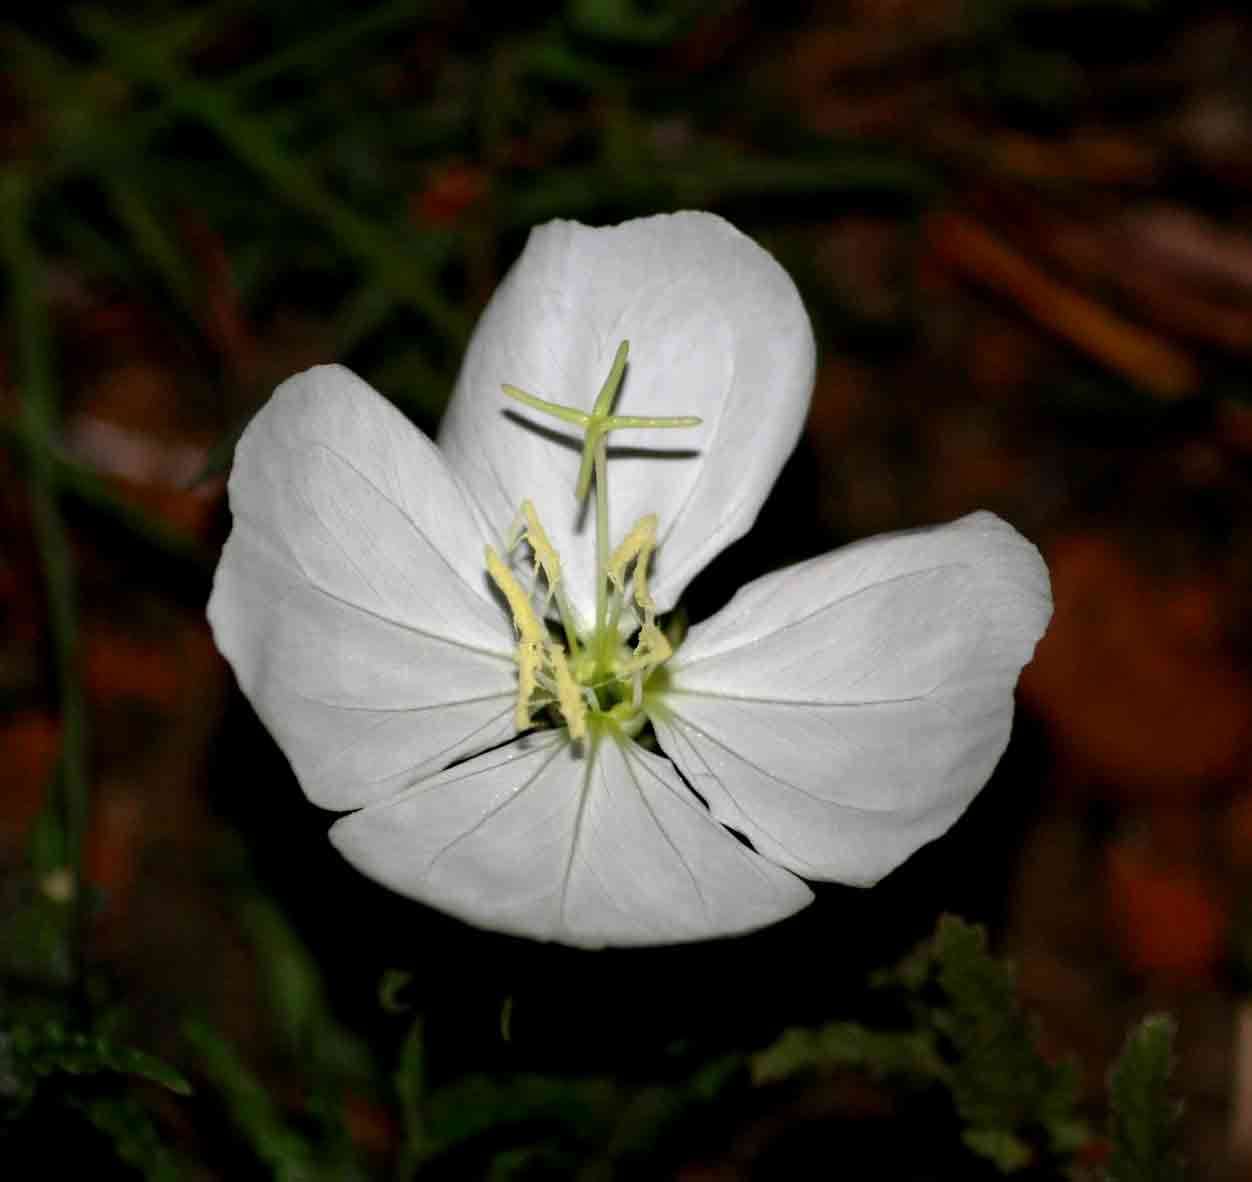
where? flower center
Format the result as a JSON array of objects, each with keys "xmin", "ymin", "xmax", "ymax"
[
  {"xmin": 485, "ymin": 502, "xmax": 672, "ymax": 740},
  {"xmin": 485, "ymin": 340, "xmax": 700, "ymax": 741}
]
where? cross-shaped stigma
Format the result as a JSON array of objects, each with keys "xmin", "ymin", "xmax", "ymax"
[{"xmin": 500, "ymin": 340, "xmax": 702, "ymax": 502}]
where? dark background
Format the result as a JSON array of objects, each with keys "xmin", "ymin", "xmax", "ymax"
[{"xmin": 3, "ymin": 2, "xmax": 1251, "ymax": 1177}]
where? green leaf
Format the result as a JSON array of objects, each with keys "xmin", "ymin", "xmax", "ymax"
[
  {"xmin": 2, "ymin": 178, "xmax": 91, "ymax": 914},
  {"xmin": 0, "ymin": 868, "xmax": 76, "ymax": 994},
  {"xmin": 185, "ymin": 1001, "xmax": 370, "ymax": 1182},
  {"xmin": 1104, "ymin": 1015, "xmax": 1185, "ymax": 1182},
  {"xmin": 868, "ymin": 916, "xmax": 1092, "ymax": 1170},
  {"xmin": 185, "ymin": 1021, "xmax": 323, "ymax": 1176},
  {"xmin": 237, "ymin": 892, "xmax": 373, "ymax": 1083},
  {"xmin": 423, "ymin": 1072, "xmax": 622, "ymax": 1154},
  {"xmin": 750, "ymin": 1022, "xmax": 942, "ymax": 1087},
  {"xmin": 103, "ymin": 178, "xmax": 201, "ymax": 322},
  {"xmin": 590, "ymin": 1054, "xmax": 745, "ymax": 1175},
  {"xmin": 68, "ymin": 1091, "xmax": 184, "ymax": 1182},
  {"xmin": 566, "ymin": 0, "xmax": 704, "ymax": 44},
  {"xmin": 748, "ymin": 918, "xmax": 1093, "ymax": 1172},
  {"xmin": 228, "ymin": 1, "xmax": 420, "ymax": 93},
  {"xmin": 184, "ymin": 1018, "xmax": 319, "ymax": 1182},
  {"xmin": 379, "ymin": 969, "xmax": 416, "ymax": 1015},
  {"xmin": 394, "ymin": 1017, "xmax": 429, "ymax": 1181},
  {"xmin": 686, "ymin": 1052, "xmax": 743, "ymax": 1102},
  {"xmin": 75, "ymin": 8, "xmax": 469, "ymax": 348},
  {"xmin": 963, "ymin": 1128, "xmax": 1033, "ymax": 1172},
  {"xmin": 502, "ymin": 146, "xmax": 936, "ymax": 229},
  {"xmin": 10, "ymin": 1019, "xmax": 191, "ymax": 1096},
  {"xmin": 929, "ymin": 916, "xmax": 1085, "ymax": 1159}
]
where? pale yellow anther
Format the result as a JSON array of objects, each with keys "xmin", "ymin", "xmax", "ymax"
[
  {"xmin": 485, "ymin": 546, "xmax": 545, "ymax": 646},
  {"xmin": 548, "ymin": 644, "xmax": 587, "ymax": 740},
  {"xmin": 643, "ymin": 621, "xmax": 672, "ymax": 664},
  {"xmin": 520, "ymin": 500, "xmax": 563, "ymax": 601},
  {"xmin": 515, "ymin": 640, "xmax": 543, "ymax": 730},
  {"xmin": 633, "ymin": 544, "xmax": 657, "ymax": 624},
  {"xmin": 607, "ymin": 515, "xmax": 657, "ymax": 592},
  {"xmin": 620, "ymin": 621, "xmax": 672, "ymax": 676}
]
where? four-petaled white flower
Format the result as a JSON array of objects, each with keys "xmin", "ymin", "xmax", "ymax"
[{"xmin": 207, "ymin": 211, "xmax": 1051, "ymax": 949}]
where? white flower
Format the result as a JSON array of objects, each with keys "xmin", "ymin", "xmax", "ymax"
[{"xmin": 207, "ymin": 211, "xmax": 1051, "ymax": 949}]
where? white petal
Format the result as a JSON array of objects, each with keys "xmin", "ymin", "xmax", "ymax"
[
  {"xmin": 439, "ymin": 212, "xmax": 815, "ymax": 626},
  {"xmin": 329, "ymin": 728, "xmax": 812, "ymax": 948},
  {"xmin": 208, "ymin": 365, "xmax": 518, "ymax": 811},
  {"xmin": 648, "ymin": 512, "xmax": 1052, "ymax": 885}
]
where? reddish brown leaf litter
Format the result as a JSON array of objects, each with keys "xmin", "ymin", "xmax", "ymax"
[{"xmin": 1021, "ymin": 533, "xmax": 1252, "ymax": 795}]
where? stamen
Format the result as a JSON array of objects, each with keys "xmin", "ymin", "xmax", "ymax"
[
  {"xmin": 633, "ymin": 542, "xmax": 657, "ymax": 625},
  {"xmin": 485, "ymin": 546, "xmax": 544, "ymax": 646},
  {"xmin": 549, "ymin": 645, "xmax": 587, "ymax": 740},
  {"xmin": 619, "ymin": 621, "xmax": 672, "ymax": 676},
  {"xmin": 487, "ymin": 545, "xmax": 550, "ymax": 730},
  {"xmin": 615, "ymin": 514, "xmax": 671, "ymax": 682},
  {"xmin": 642, "ymin": 622, "xmax": 672, "ymax": 663},
  {"xmin": 607, "ymin": 515, "xmax": 658, "ymax": 593},
  {"xmin": 515, "ymin": 641, "xmax": 542, "ymax": 730},
  {"xmin": 511, "ymin": 500, "xmax": 581, "ymax": 655},
  {"xmin": 521, "ymin": 500, "xmax": 562, "ymax": 605}
]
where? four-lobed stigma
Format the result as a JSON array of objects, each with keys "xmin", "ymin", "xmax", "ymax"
[{"xmin": 485, "ymin": 341, "xmax": 696, "ymax": 741}]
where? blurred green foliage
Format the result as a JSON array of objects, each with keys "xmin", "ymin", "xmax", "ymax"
[
  {"xmin": 1103, "ymin": 1016, "xmax": 1185, "ymax": 1182},
  {"xmin": 751, "ymin": 915, "xmax": 1089, "ymax": 1174},
  {"xmin": 4, "ymin": 1017, "xmax": 191, "ymax": 1103},
  {"xmin": 1, "ymin": 910, "xmax": 1186, "ymax": 1177}
]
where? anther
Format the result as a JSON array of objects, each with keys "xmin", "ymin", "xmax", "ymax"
[
  {"xmin": 520, "ymin": 500, "xmax": 563, "ymax": 606},
  {"xmin": 485, "ymin": 546, "xmax": 545, "ymax": 646},
  {"xmin": 633, "ymin": 543, "xmax": 657, "ymax": 624},
  {"xmin": 515, "ymin": 641, "xmax": 542, "ymax": 730},
  {"xmin": 549, "ymin": 646, "xmax": 587, "ymax": 740},
  {"xmin": 607, "ymin": 515, "xmax": 658, "ymax": 592},
  {"xmin": 619, "ymin": 622, "xmax": 672, "ymax": 676}
]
